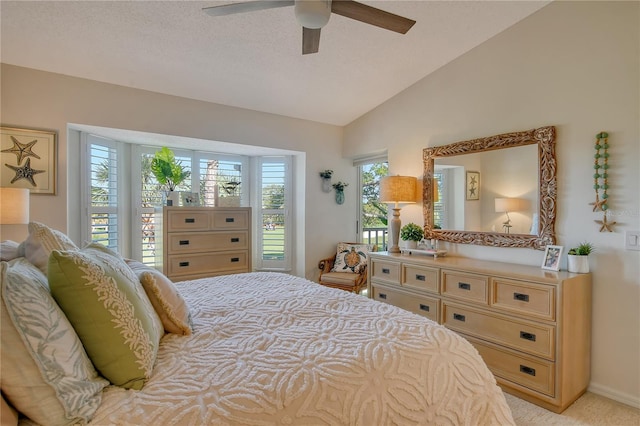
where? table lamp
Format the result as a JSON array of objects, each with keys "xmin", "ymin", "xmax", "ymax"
[
  {"xmin": 380, "ymin": 176, "xmax": 417, "ymax": 253},
  {"xmin": 0, "ymin": 187, "xmax": 30, "ymax": 241},
  {"xmin": 494, "ymin": 197, "xmax": 522, "ymax": 234}
]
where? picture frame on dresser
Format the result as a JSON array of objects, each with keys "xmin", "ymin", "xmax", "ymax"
[{"xmin": 541, "ymin": 245, "xmax": 563, "ymax": 271}]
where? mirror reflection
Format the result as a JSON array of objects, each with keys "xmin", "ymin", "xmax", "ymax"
[{"xmin": 434, "ymin": 144, "xmax": 538, "ymax": 235}]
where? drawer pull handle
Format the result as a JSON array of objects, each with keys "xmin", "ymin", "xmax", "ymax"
[
  {"xmin": 416, "ymin": 274, "xmax": 426, "ymax": 281},
  {"xmin": 179, "ymin": 240, "xmax": 190, "ymax": 245},
  {"xmin": 185, "ymin": 218, "xmax": 195, "ymax": 223},
  {"xmin": 520, "ymin": 365, "xmax": 536, "ymax": 376},
  {"xmin": 382, "ymin": 268, "xmax": 390, "ymax": 274},
  {"xmin": 520, "ymin": 331, "xmax": 536, "ymax": 342},
  {"xmin": 379, "ymin": 293, "xmax": 387, "ymax": 300},
  {"xmin": 231, "ymin": 237, "xmax": 240, "ymax": 243},
  {"xmin": 514, "ymin": 293, "xmax": 530, "ymax": 302},
  {"xmin": 458, "ymin": 282, "xmax": 471, "ymax": 290},
  {"xmin": 179, "ymin": 261, "xmax": 190, "ymax": 267},
  {"xmin": 453, "ymin": 313, "xmax": 466, "ymax": 322},
  {"xmin": 230, "ymin": 257, "xmax": 240, "ymax": 262},
  {"xmin": 419, "ymin": 304, "xmax": 430, "ymax": 312},
  {"xmin": 225, "ymin": 218, "xmax": 235, "ymax": 223}
]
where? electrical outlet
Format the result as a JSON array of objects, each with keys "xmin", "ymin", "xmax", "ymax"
[{"xmin": 625, "ymin": 231, "xmax": 640, "ymax": 251}]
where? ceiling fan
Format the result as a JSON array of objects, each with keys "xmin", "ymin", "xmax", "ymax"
[{"xmin": 203, "ymin": 0, "xmax": 416, "ymax": 55}]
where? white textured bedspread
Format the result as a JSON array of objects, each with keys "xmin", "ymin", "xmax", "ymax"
[{"xmin": 90, "ymin": 272, "xmax": 514, "ymax": 425}]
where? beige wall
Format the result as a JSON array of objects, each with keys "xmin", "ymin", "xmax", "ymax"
[
  {"xmin": 0, "ymin": 65, "xmax": 357, "ymax": 279},
  {"xmin": 345, "ymin": 1, "xmax": 640, "ymax": 406}
]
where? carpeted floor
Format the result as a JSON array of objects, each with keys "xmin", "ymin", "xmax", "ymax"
[{"xmin": 505, "ymin": 391, "xmax": 640, "ymax": 425}]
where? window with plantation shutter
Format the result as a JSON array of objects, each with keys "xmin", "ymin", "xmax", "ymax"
[{"xmin": 256, "ymin": 157, "xmax": 290, "ymax": 270}]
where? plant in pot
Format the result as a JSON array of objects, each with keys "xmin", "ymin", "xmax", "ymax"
[
  {"xmin": 151, "ymin": 147, "xmax": 190, "ymax": 206},
  {"xmin": 319, "ymin": 169, "xmax": 333, "ymax": 192},
  {"xmin": 400, "ymin": 222, "xmax": 424, "ymax": 249},
  {"xmin": 567, "ymin": 242, "xmax": 594, "ymax": 273}
]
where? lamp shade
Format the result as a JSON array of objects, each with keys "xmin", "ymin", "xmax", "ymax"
[
  {"xmin": 380, "ymin": 176, "xmax": 417, "ymax": 204},
  {"xmin": 0, "ymin": 188, "xmax": 30, "ymax": 224},
  {"xmin": 495, "ymin": 197, "xmax": 522, "ymax": 213}
]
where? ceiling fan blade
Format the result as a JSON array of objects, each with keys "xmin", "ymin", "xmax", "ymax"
[
  {"xmin": 203, "ymin": 1, "xmax": 294, "ymax": 17},
  {"xmin": 331, "ymin": 0, "xmax": 416, "ymax": 34},
  {"xmin": 302, "ymin": 27, "xmax": 321, "ymax": 55}
]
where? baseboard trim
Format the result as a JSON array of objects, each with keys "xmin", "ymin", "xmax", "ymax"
[{"xmin": 588, "ymin": 383, "xmax": 640, "ymax": 409}]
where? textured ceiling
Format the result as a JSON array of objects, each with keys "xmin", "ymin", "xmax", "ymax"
[{"xmin": 1, "ymin": 1, "xmax": 549, "ymax": 126}]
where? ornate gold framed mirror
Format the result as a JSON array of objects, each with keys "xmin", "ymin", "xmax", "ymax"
[{"xmin": 422, "ymin": 126, "xmax": 556, "ymax": 250}]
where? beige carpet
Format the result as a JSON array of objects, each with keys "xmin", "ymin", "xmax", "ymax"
[{"xmin": 505, "ymin": 392, "xmax": 640, "ymax": 426}]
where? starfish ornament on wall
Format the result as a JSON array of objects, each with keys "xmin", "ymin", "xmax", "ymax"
[
  {"xmin": 594, "ymin": 213, "xmax": 616, "ymax": 232},
  {"xmin": 4, "ymin": 158, "xmax": 45, "ymax": 187},
  {"xmin": 589, "ymin": 195, "xmax": 607, "ymax": 212},
  {"xmin": 1, "ymin": 136, "xmax": 41, "ymax": 164}
]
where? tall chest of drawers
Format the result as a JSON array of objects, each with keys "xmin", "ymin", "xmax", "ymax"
[
  {"xmin": 368, "ymin": 252, "xmax": 591, "ymax": 413},
  {"xmin": 161, "ymin": 207, "xmax": 251, "ymax": 282}
]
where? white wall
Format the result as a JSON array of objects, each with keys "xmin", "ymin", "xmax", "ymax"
[
  {"xmin": 0, "ymin": 65, "xmax": 358, "ymax": 280},
  {"xmin": 344, "ymin": 1, "xmax": 640, "ymax": 407}
]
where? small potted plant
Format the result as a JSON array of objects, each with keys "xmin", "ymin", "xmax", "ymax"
[
  {"xmin": 567, "ymin": 242, "xmax": 594, "ymax": 273},
  {"xmin": 400, "ymin": 222, "xmax": 424, "ymax": 249},
  {"xmin": 151, "ymin": 147, "xmax": 190, "ymax": 205},
  {"xmin": 332, "ymin": 181, "xmax": 348, "ymax": 204},
  {"xmin": 319, "ymin": 170, "xmax": 333, "ymax": 192}
]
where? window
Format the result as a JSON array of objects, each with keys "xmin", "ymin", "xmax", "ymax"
[
  {"xmin": 255, "ymin": 157, "xmax": 291, "ymax": 270},
  {"xmin": 356, "ymin": 159, "xmax": 388, "ymax": 250},
  {"xmin": 81, "ymin": 134, "xmax": 290, "ymax": 270}
]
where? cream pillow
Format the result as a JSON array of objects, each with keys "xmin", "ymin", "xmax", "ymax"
[
  {"xmin": 0, "ymin": 240, "xmax": 20, "ymax": 261},
  {"xmin": 126, "ymin": 260, "xmax": 192, "ymax": 335},
  {"xmin": 1, "ymin": 258, "xmax": 108, "ymax": 426},
  {"xmin": 20, "ymin": 222, "xmax": 78, "ymax": 274},
  {"xmin": 48, "ymin": 244, "xmax": 163, "ymax": 390}
]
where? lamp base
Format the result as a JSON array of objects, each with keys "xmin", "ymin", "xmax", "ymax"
[{"xmin": 389, "ymin": 207, "xmax": 401, "ymax": 253}]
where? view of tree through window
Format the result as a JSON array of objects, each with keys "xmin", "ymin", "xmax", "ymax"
[{"xmin": 360, "ymin": 161, "xmax": 388, "ymax": 250}]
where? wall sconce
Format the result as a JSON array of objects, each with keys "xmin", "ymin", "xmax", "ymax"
[
  {"xmin": 380, "ymin": 175, "xmax": 417, "ymax": 253},
  {"xmin": 495, "ymin": 197, "xmax": 523, "ymax": 234}
]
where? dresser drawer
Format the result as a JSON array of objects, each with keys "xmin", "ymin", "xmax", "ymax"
[
  {"xmin": 372, "ymin": 284, "xmax": 439, "ymax": 322},
  {"xmin": 167, "ymin": 250, "xmax": 249, "ymax": 277},
  {"xmin": 467, "ymin": 336, "xmax": 555, "ymax": 397},
  {"xmin": 402, "ymin": 264, "xmax": 439, "ymax": 294},
  {"xmin": 166, "ymin": 210, "xmax": 210, "ymax": 231},
  {"xmin": 491, "ymin": 279, "xmax": 556, "ymax": 321},
  {"xmin": 370, "ymin": 259, "xmax": 401, "ymax": 284},
  {"xmin": 212, "ymin": 210, "xmax": 249, "ymax": 229},
  {"xmin": 442, "ymin": 302, "xmax": 555, "ymax": 360},
  {"xmin": 168, "ymin": 231, "xmax": 249, "ymax": 253},
  {"xmin": 442, "ymin": 270, "xmax": 489, "ymax": 304}
]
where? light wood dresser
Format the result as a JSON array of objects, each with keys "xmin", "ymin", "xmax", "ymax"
[
  {"xmin": 161, "ymin": 207, "xmax": 251, "ymax": 282},
  {"xmin": 368, "ymin": 252, "xmax": 591, "ymax": 413}
]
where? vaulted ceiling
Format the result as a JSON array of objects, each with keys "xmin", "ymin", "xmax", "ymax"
[{"xmin": 1, "ymin": 1, "xmax": 550, "ymax": 126}]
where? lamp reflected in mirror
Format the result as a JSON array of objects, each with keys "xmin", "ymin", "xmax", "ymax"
[{"xmin": 495, "ymin": 198, "xmax": 523, "ymax": 234}]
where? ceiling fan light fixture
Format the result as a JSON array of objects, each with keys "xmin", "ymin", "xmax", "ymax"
[{"xmin": 294, "ymin": 0, "xmax": 331, "ymax": 29}]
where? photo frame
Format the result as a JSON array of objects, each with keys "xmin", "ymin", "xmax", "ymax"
[
  {"xmin": 181, "ymin": 191, "xmax": 200, "ymax": 207},
  {"xmin": 541, "ymin": 245, "xmax": 563, "ymax": 271},
  {"xmin": 1, "ymin": 126, "xmax": 57, "ymax": 195},
  {"xmin": 466, "ymin": 171, "xmax": 480, "ymax": 200}
]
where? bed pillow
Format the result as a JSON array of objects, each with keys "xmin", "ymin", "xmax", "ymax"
[
  {"xmin": 126, "ymin": 260, "xmax": 193, "ymax": 336},
  {"xmin": 0, "ymin": 240, "xmax": 20, "ymax": 261},
  {"xmin": 332, "ymin": 243, "xmax": 371, "ymax": 273},
  {"xmin": 1, "ymin": 258, "xmax": 108, "ymax": 426},
  {"xmin": 20, "ymin": 222, "xmax": 78, "ymax": 274},
  {"xmin": 48, "ymin": 244, "xmax": 163, "ymax": 390}
]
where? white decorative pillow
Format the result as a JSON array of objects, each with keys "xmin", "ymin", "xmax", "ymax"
[
  {"xmin": 19, "ymin": 222, "xmax": 78, "ymax": 274},
  {"xmin": 126, "ymin": 259, "xmax": 193, "ymax": 336},
  {"xmin": 0, "ymin": 240, "xmax": 20, "ymax": 261},
  {"xmin": 332, "ymin": 243, "xmax": 371, "ymax": 273},
  {"xmin": 0, "ymin": 258, "xmax": 108, "ymax": 426}
]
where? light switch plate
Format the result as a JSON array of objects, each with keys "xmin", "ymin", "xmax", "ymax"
[{"xmin": 625, "ymin": 231, "xmax": 640, "ymax": 251}]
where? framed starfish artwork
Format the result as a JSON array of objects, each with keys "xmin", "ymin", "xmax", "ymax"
[
  {"xmin": 1, "ymin": 126, "xmax": 57, "ymax": 194},
  {"xmin": 465, "ymin": 171, "xmax": 480, "ymax": 201}
]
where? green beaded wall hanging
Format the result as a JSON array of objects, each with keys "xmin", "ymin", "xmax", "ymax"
[{"xmin": 590, "ymin": 131, "xmax": 616, "ymax": 232}]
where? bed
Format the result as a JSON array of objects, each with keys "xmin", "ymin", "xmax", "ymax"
[{"xmin": 1, "ymin": 223, "xmax": 514, "ymax": 425}]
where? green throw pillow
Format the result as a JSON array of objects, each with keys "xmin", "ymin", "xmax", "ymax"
[{"xmin": 48, "ymin": 244, "xmax": 163, "ymax": 390}]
